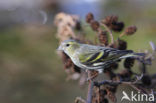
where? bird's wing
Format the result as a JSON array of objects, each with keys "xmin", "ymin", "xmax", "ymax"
[{"xmin": 79, "ymin": 46, "xmax": 133, "ymax": 67}]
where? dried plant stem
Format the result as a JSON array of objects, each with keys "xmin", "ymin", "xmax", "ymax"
[
  {"xmin": 87, "ymin": 71, "xmax": 94, "ymax": 103},
  {"xmin": 119, "ymin": 32, "xmax": 125, "ymax": 37},
  {"xmin": 94, "ymin": 35, "xmax": 98, "ymax": 44},
  {"xmin": 94, "ymin": 80, "xmax": 149, "ymax": 94},
  {"xmin": 55, "ymin": 12, "xmax": 156, "ymax": 103},
  {"xmin": 94, "ymin": 80, "xmax": 130, "ymax": 86},
  {"xmin": 100, "ymin": 23, "xmax": 114, "ymax": 44},
  {"xmin": 97, "ymin": 87, "xmax": 100, "ymax": 103},
  {"xmin": 129, "ymin": 84, "xmax": 148, "ymax": 94},
  {"xmin": 87, "ymin": 81, "xmax": 93, "ymax": 103},
  {"xmin": 75, "ymin": 97, "xmax": 86, "ymax": 103}
]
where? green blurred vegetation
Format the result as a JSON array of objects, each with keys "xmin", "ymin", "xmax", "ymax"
[
  {"xmin": 0, "ymin": 26, "xmax": 87, "ymax": 103},
  {"xmin": 0, "ymin": 1, "xmax": 156, "ymax": 103}
]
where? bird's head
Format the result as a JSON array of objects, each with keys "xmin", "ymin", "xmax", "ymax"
[{"xmin": 57, "ymin": 39, "xmax": 80, "ymax": 55}]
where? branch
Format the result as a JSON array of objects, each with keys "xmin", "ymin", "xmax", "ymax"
[
  {"xmin": 87, "ymin": 71, "xmax": 94, "ymax": 103},
  {"xmin": 94, "ymin": 80, "xmax": 131, "ymax": 86},
  {"xmin": 100, "ymin": 23, "xmax": 114, "ymax": 44},
  {"xmin": 75, "ymin": 97, "xmax": 86, "ymax": 103},
  {"xmin": 94, "ymin": 79, "xmax": 149, "ymax": 94},
  {"xmin": 87, "ymin": 81, "xmax": 94, "ymax": 103}
]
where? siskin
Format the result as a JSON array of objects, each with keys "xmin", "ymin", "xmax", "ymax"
[{"xmin": 57, "ymin": 39, "xmax": 144, "ymax": 73}]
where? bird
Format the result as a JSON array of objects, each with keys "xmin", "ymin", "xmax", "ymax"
[{"xmin": 57, "ymin": 39, "xmax": 144, "ymax": 73}]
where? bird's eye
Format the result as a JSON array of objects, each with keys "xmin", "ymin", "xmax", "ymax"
[{"xmin": 66, "ymin": 44, "xmax": 70, "ymax": 47}]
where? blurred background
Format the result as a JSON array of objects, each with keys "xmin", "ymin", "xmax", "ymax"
[{"xmin": 0, "ymin": 0, "xmax": 156, "ymax": 103}]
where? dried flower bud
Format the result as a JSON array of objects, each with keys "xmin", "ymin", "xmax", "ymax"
[
  {"xmin": 124, "ymin": 57, "xmax": 135, "ymax": 69},
  {"xmin": 111, "ymin": 22, "xmax": 124, "ymax": 32},
  {"xmin": 90, "ymin": 20, "xmax": 100, "ymax": 31},
  {"xmin": 64, "ymin": 59, "xmax": 73, "ymax": 69},
  {"xmin": 62, "ymin": 52, "xmax": 73, "ymax": 69},
  {"xmin": 141, "ymin": 75, "xmax": 151, "ymax": 86},
  {"xmin": 102, "ymin": 15, "xmax": 118, "ymax": 26},
  {"xmin": 110, "ymin": 63, "xmax": 119, "ymax": 70},
  {"xmin": 62, "ymin": 52, "xmax": 70, "ymax": 61},
  {"xmin": 125, "ymin": 26, "xmax": 137, "ymax": 35},
  {"xmin": 117, "ymin": 39, "xmax": 127, "ymax": 50},
  {"xmin": 109, "ymin": 43, "xmax": 118, "ymax": 49},
  {"xmin": 99, "ymin": 90, "xmax": 107, "ymax": 102},
  {"xmin": 75, "ymin": 21, "xmax": 81, "ymax": 31},
  {"xmin": 98, "ymin": 31, "xmax": 108, "ymax": 45},
  {"xmin": 107, "ymin": 86, "xmax": 117, "ymax": 93},
  {"xmin": 119, "ymin": 69, "xmax": 132, "ymax": 80},
  {"xmin": 104, "ymin": 63, "xmax": 119, "ymax": 71},
  {"xmin": 73, "ymin": 65, "xmax": 81, "ymax": 73},
  {"xmin": 102, "ymin": 16, "xmax": 124, "ymax": 32},
  {"xmin": 86, "ymin": 12, "xmax": 94, "ymax": 23},
  {"xmin": 101, "ymin": 98, "xmax": 109, "ymax": 103},
  {"xmin": 107, "ymin": 88, "xmax": 116, "ymax": 102},
  {"xmin": 109, "ymin": 71, "xmax": 116, "ymax": 80},
  {"xmin": 102, "ymin": 89, "xmax": 108, "ymax": 95}
]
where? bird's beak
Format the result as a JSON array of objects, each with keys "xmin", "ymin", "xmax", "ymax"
[{"xmin": 57, "ymin": 45, "xmax": 63, "ymax": 51}]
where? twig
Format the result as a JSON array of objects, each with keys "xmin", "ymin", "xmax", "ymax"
[
  {"xmin": 87, "ymin": 81, "xmax": 94, "ymax": 103},
  {"xmin": 141, "ymin": 63, "xmax": 146, "ymax": 74},
  {"xmin": 56, "ymin": 13, "xmax": 156, "ymax": 103},
  {"xmin": 97, "ymin": 87, "xmax": 100, "ymax": 103},
  {"xmin": 119, "ymin": 31, "xmax": 125, "ymax": 37},
  {"xmin": 94, "ymin": 80, "xmax": 130, "ymax": 86},
  {"xmin": 149, "ymin": 41, "xmax": 156, "ymax": 51},
  {"xmin": 100, "ymin": 23, "xmax": 114, "ymax": 44},
  {"xmin": 149, "ymin": 41, "xmax": 156, "ymax": 59},
  {"xmin": 129, "ymin": 84, "xmax": 148, "ymax": 94},
  {"xmin": 75, "ymin": 97, "xmax": 86, "ymax": 103},
  {"xmin": 94, "ymin": 79, "xmax": 150, "ymax": 94},
  {"xmin": 87, "ymin": 71, "xmax": 94, "ymax": 103}
]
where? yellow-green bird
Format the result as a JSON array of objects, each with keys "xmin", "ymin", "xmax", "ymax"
[{"xmin": 57, "ymin": 39, "xmax": 144, "ymax": 73}]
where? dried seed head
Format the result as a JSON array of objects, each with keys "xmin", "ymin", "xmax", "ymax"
[
  {"xmin": 73, "ymin": 65, "xmax": 81, "ymax": 73},
  {"xmin": 107, "ymin": 86, "xmax": 117, "ymax": 93},
  {"xmin": 101, "ymin": 98, "xmax": 109, "ymax": 103},
  {"xmin": 86, "ymin": 12, "xmax": 94, "ymax": 23},
  {"xmin": 119, "ymin": 69, "xmax": 132, "ymax": 80},
  {"xmin": 90, "ymin": 20, "xmax": 100, "ymax": 31},
  {"xmin": 62, "ymin": 52, "xmax": 73, "ymax": 69},
  {"xmin": 109, "ymin": 71, "xmax": 117, "ymax": 80},
  {"xmin": 99, "ymin": 90, "xmax": 107, "ymax": 102},
  {"xmin": 102, "ymin": 89, "xmax": 108, "ymax": 95},
  {"xmin": 75, "ymin": 21, "xmax": 81, "ymax": 31},
  {"xmin": 124, "ymin": 57, "xmax": 135, "ymax": 69},
  {"xmin": 141, "ymin": 75, "xmax": 151, "ymax": 86},
  {"xmin": 62, "ymin": 52, "xmax": 69, "ymax": 61},
  {"xmin": 104, "ymin": 63, "xmax": 119, "ymax": 71},
  {"xmin": 98, "ymin": 31, "xmax": 108, "ymax": 45},
  {"xmin": 102, "ymin": 15, "xmax": 118, "ymax": 26},
  {"xmin": 110, "ymin": 63, "xmax": 119, "ymax": 70},
  {"xmin": 64, "ymin": 59, "xmax": 73, "ymax": 69},
  {"xmin": 102, "ymin": 16, "xmax": 124, "ymax": 32},
  {"xmin": 111, "ymin": 22, "xmax": 124, "ymax": 32},
  {"xmin": 117, "ymin": 39, "xmax": 127, "ymax": 50},
  {"xmin": 125, "ymin": 26, "xmax": 137, "ymax": 35},
  {"xmin": 106, "ymin": 88, "xmax": 117, "ymax": 102},
  {"xmin": 109, "ymin": 43, "xmax": 118, "ymax": 49},
  {"xmin": 89, "ymin": 70, "xmax": 98, "ymax": 78}
]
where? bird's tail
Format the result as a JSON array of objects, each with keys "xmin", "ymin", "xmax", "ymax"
[
  {"xmin": 119, "ymin": 50, "xmax": 145, "ymax": 59},
  {"xmin": 133, "ymin": 53, "xmax": 145, "ymax": 56}
]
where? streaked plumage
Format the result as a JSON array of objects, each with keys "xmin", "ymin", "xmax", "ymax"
[{"xmin": 57, "ymin": 39, "xmax": 144, "ymax": 73}]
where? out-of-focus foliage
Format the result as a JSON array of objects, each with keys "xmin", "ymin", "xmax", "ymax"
[
  {"xmin": 0, "ymin": 25, "xmax": 87, "ymax": 103},
  {"xmin": 0, "ymin": 0, "xmax": 156, "ymax": 103}
]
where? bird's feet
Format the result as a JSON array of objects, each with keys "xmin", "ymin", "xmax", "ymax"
[{"xmin": 87, "ymin": 70, "xmax": 99, "ymax": 81}]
